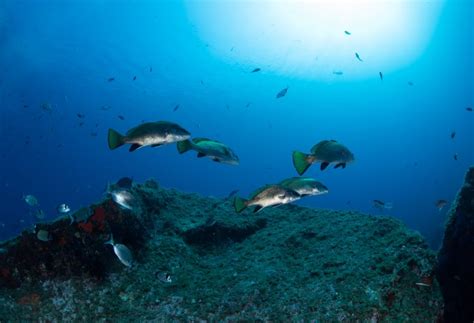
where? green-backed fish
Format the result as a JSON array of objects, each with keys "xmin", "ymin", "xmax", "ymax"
[
  {"xmin": 278, "ymin": 177, "xmax": 328, "ymax": 197},
  {"xmin": 108, "ymin": 121, "xmax": 190, "ymax": 152},
  {"xmin": 233, "ymin": 184, "xmax": 300, "ymax": 213},
  {"xmin": 292, "ymin": 140, "xmax": 354, "ymax": 175},
  {"xmin": 177, "ymin": 138, "xmax": 239, "ymax": 165}
]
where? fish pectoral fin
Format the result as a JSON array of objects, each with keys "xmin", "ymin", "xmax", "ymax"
[
  {"xmin": 197, "ymin": 152, "xmax": 206, "ymax": 158},
  {"xmin": 253, "ymin": 205, "xmax": 263, "ymax": 213},
  {"xmin": 212, "ymin": 158, "xmax": 220, "ymax": 163},
  {"xmin": 151, "ymin": 144, "xmax": 162, "ymax": 147},
  {"xmin": 320, "ymin": 162, "xmax": 330, "ymax": 171},
  {"xmin": 129, "ymin": 144, "xmax": 142, "ymax": 152},
  {"xmin": 334, "ymin": 163, "xmax": 346, "ymax": 169}
]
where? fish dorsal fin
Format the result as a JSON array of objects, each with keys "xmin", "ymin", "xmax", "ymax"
[
  {"xmin": 192, "ymin": 137, "xmax": 213, "ymax": 144},
  {"xmin": 249, "ymin": 184, "xmax": 273, "ymax": 199}
]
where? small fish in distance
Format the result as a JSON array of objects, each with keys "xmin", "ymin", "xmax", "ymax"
[
  {"xmin": 451, "ymin": 131, "xmax": 456, "ymax": 139},
  {"xmin": 466, "ymin": 107, "xmax": 472, "ymax": 112},
  {"xmin": 276, "ymin": 87, "xmax": 288, "ymax": 99},
  {"xmin": 177, "ymin": 137, "xmax": 239, "ymax": 165},
  {"xmin": 118, "ymin": 115, "xmax": 125, "ymax": 120},
  {"xmin": 333, "ymin": 71, "xmax": 343, "ymax": 76},
  {"xmin": 57, "ymin": 203, "xmax": 71, "ymax": 214},
  {"xmin": 23, "ymin": 194, "xmax": 39, "ymax": 207},
  {"xmin": 173, "ymin": 105, "xmax": 179, "ymax": 112},
  {"xmin": 379, "ymin": 72, "xmax": 383, "ymax": 81},
  {"xmin": 108, "ymin": 77, "xmax": 115, "ymax": 82},
  {"xmin": 435, "ymin": 199, "xmax": 448, "ymax": 211},
  {"xmin": 344, "ymin": 30, "xmax": 351, "ymax": 35},
  {"xmin": 251, "ymin": 68, "xmax": 261, "ymax": 73},
  {"xmin": 355, "ymin": 53, "xmax": 363, "ymax": 62}
]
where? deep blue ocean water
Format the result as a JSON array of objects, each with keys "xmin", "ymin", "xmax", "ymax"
[{"xmin": 0, "ymin": 0, "xmax": 472, "ymax": 248}]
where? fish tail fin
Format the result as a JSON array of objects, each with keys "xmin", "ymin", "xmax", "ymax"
[
  {"xmin": 233, "ymin": 196, "xmax": 248, "ymax": 213},
  {"xmin": 108, "ymin": 128, "xmax": 125, "ymax": 150},
  {"xmin": 292, "ymin": 151, "xmax": 313, "ymax": 176},
  {"xmin": 105, "ymin": 234, "xmax": 114, "ymax": 246},
  {"xmin": 177, "ymin": 139, "xmax": 194, "ymax": 154}
]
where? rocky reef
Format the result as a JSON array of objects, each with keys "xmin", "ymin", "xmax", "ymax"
[
  {"xmin": 437, "ymin": 166, "xmax": 474, "ymax": 323},
  {"xmin": 0, "ymin": 180, "xmax": 442, "ymax": 321}
]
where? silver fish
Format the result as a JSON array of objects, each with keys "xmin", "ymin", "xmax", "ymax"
[
  {"xmin": 105, "ymin": 235, "xmax": 133, "ymax": 267},
  {"xmin": 37, "ymin": 229, "xmax": 52, "ymax": 242},
  {"xmin": 57, "ymin": 203, "xmax": 71, "ymax": 214},
  {"xmin": 23, "ymin": 194, "xmax": 39, "ymax": 207},
  {"xmin": 110, "ymin": 189, "xmax": 136, "ymax": 210}
]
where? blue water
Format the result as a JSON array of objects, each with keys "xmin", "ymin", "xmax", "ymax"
[{"xmin": 0, "ymin": 1, "xmax": 472, "ymax": 248}]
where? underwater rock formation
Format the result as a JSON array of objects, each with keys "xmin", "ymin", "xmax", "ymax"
[
  {"xmin": 437, "ymin": 166, "xmax": 474, "ymax": 323},
  {"xmin": 0, "ymin": 180, "xmax": 442, "ymax": 321}
]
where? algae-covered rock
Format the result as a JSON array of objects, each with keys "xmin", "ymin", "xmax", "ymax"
[
  {"xmin": 437, "ymin": 166, "xmax": 474, "ymax": 322},
  {"xmin": 0, "ymin": 180, "xmax": 442, "ymax": 321}
]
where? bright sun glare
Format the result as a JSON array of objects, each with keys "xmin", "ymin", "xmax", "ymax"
[{"xmin": 186, "ymin": 0, "xmax": 445, "ymax": 80}]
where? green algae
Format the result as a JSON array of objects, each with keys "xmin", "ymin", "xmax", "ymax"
[{"xmin": 0, "ymin": 179, "xmax": 442, "ymax": 321}]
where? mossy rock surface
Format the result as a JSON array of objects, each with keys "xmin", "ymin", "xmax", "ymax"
[{"xmin": 0, "ymin": 179, "xmax": 442, "ymax": 321}]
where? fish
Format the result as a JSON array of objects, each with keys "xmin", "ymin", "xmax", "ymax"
[
  {"xmin": 133, "ymin": 76, "xmax": 137, "ymax": 81},
  {"xmin": 276, "ymin": 87, "xmax": 288, "ymax": 99},
  {"xmin": 118, "ymin": 115, "xmax": 125, "ymax": 120},
  {"xmin": 177, "ymin": 138, "xmax": 239, "ymax": 165},
  {"xmin": 108, "ymin": 121, "xmax": 191, "ymax": 152},
  {"xmin": 108, "ymin": 77, "xmax": 115, "ymax": 82},
  {"xmin": 333, "ymin": 71, "xmax": 343, "ymax": 75},
  {"xmin": 155, "ymin": 272, "xmax": 172, "ymax": 283},
  {"xmin": 415, "ymin": 282, "xmax": 431, "ymax": 287},
  {"xmin": 278, "ymin": 177, "xmax": 328, "ymax": 197},
  {"xmin": 408, "ymin": 81, "xmax": 414, "ymax": 86},
  {"xmin": 33, "ymin": 209, "xmax": 46, "ymax": 220},
  {"xmin": 57, "ymin": 203, "xmax": 71, "ymax": 214},
  {"xmin": 116, "ymin": 177, "xmax": 133, "ymax": 189},
  {"xmin": 451, "ymin": 131, "xmax": 456, "ymax": 139},
  {"xmin": 466, "ymin": 107, "xmax": 472, "ymax": 112},
  {"xmin": 435, "ymin": 199, "xmax": 448, "ymax": 211},
  {"xmin": 23, "ymin": 194, "xmax": 39, "ymax": 207},
  {"xmin": 109, "ymin": 189, "xmax": 136, "ymax": 210},
  {"xmin": 373, "ymin": 200, "xmax": 393, "ymax": 210},
  {"xmin": 36, "ymin": 229, "xmax": 52, "ymax": 242},
  {"xmin": 173, "ymin": 105, "xmax": 180, "ymax": 112},
  {"xmin": 77, "ymin": 113, "xmax": 85, "ymax": 119},
  {"xmin": 79, "ymin": 122, "xmax": 85, "ymax": 127},
  {"xmin": 251, "ymin": 68, "xmax": 261, "ymax": 73},
  {"xmin": 454, "ymin": 153, "xmax": 458, "ymax": 161},
  {"xmin": 344, "ymin": 30, "xmax": 351, "ymax": 35},
  {"xmin": 105, "ymin": 234, "xmax": 133, "ymax": 267},
  {"xmin": 292, "ymin": 140, "xmax": 355, "ymax": 175},
  {"xmin": 355, "ymin": 53, "xmax": 363, "ymax": 62},
  {"xmin": 227, "ymin": 189, "xmax": 239, "ymax": 199},
  {"xmin": 150, "ymin": 67, "xmax": 153, "ymax": 72},
  {"xmin": 68, "ymin": 206, "xmax": 92, "ymax": 224},
  {"xmin": 41, "ymin": 102, "xmax": 53, "ymax": 113},
  {"xmin": 379, "ymin": 72, "xmax": 383, "ymax": 81},
  {"xmin": 233, "ymin": 185, "xmax": 300, "ymax": 213}
]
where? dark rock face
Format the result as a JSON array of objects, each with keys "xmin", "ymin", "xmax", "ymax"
[{"xmin": 437, "ymin": 167, "xmax": 474, "ymax": 323}]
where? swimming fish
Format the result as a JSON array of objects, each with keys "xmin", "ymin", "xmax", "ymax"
[
  {"xmin": 108, "ymin": 121, "xmax": 191, "ymax": 152},
  {"xmin": 355, "ymin": 53, "xmax": 363, "ymax": 61},
  {"xmin": 435, "ymin": 199, "xmax": 448, "ymax": 211},
  {"xmin": 109, "ymin": 189, "xmax": 136, "ymax": 210},
  {"xmin": 57, "ymin": 203, "xmax": 71, "ymax": 214},
  {"xmin": 333, "ymin": 71, "xmax": 343, "ymax": 76},
  {"xmin": 466, "ymin": 107, "xmax": 472, "ymax": 112},
  {"xmin": 379, "ymin": 72, "xmax": 383, "ymax": 81},
  {"xmin": 33, "ymin": 209, "xmax": 46, "ymax": 220},
  {"xmin": 23, "ymin": 194, "xmax": 39, "ymax": 207},
  {"xmin": 344, "ymin": 30, "xmax": 351, "ymax": 35},
  {"xmin": 77, "ymin": 113, "xmax": 85, "ymax": 119},
  {"xmin": 276, "ymin": 87, "xmax": 288, "ymax": 99},
  {"xmin": 68, "ymin": 206, "xmax": 92, "ymax": 224},
  {"xmin": 177, "ymin": 138, "xmax": 239, "ymax": 165},
  {"xmin": 292, "ymin": 140, "xmax": 355, "ymax": 175},
  {"xmin": 37, "ymin": 229, "xmax": 52, "ymax": 242},
  {"xmin": 41, "ymin": 102, "xmax": 53, "ymax": 113},
  {"xmin": 116, "ymin": 177, "xmax": 133, "ymax": 189},
  {"xmin": 454, "ymin": 153, "xmax": 458, "ymax": 161},
  {"xmin": 108, "ymin": 77, "xmax": 115, "ymax": 82},
  {"xmin": 118, "ymin": 115, "xmax": 125, "ymax": 120},
  {"xmin": 278, "ymin": 177, "xmax": 328, "ymax": 197},
  {"xmin": 251, "ymin": 68, "xmax": 261, "ymax": 73},
  {"xmin": 173, "ymin": 105, "xmax": 180, "ymax": 112},
  {"xmin": 408, "ymin": 81, "xmax": 414, "ymax": 86},
  {"xmin": 233, "ymin": 185, "xmax": 300, "ymax": 213},
  {"xmin": 155, "ymin": 271, "xmax": 172, "ymax": 283},
  {"xmin": 133, "ymin": 76, "xmax": 137, "ymax": 81},
  {"xmin": 451, "ymin": 131, "xmax": 456, "ymax": 139},
  {"xmin": 373, "ymin": 200, "xmax": 393, "ymax": 210},
  {"xmin": 105, "ymin": 234, "xmax": 133, "ymax": 267}
]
